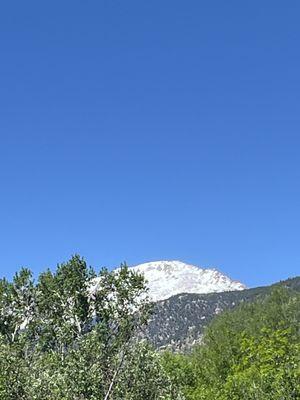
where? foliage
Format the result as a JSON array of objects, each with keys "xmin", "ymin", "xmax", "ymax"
[
  {"xmin": 163, "ymin": 287, "xmax": 300, "ymax": 400},
  {"xmin": 146, "ymin": 276, "xmax": 300, "ymax": 351},
  {"xmin": 0, "ymin": 255, "xmax": 181, "ymax": 399},
  {"xmin": 1, "ymin": 255, "xmax": 299, "ymax": 399}
]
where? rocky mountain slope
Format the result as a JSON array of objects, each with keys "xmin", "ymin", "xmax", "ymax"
[
  {"xmin": 92, "ymin": 259, "xmax": 299, "ymax": 352},
  {"xmin": 144, "ymin": 276, "xmax": 300, "ymax": 350}
]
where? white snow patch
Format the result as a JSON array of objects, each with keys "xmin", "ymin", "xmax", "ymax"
[{"xmin": 93, "ymin": 260, "xmax": 246, "ymax": 302}]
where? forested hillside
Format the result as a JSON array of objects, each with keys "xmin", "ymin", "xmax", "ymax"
[
  {"xmin": 146, "ymin": 276, "xmax": 300, "ymax": 350},
  {"xmin": 0, "ymin": 256, "xmax": 299, "ymax": 399},
  {"xmin": 163, "ymin": 287, "xmax": 300, "ymax": 399}
]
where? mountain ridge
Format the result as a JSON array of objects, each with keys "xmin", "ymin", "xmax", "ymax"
[
  {"xmin": 124, "ymin": 260, "xmax": 246, "ymax": 302},
  {"xmin": 144, "ymin": 275, "xmax": 300, "ymax": 350}
]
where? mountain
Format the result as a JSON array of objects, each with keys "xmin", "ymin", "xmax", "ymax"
[
  {"xmin": 91, "ymin": 259, "xmax": 300, "ymax": 352},
  {"xmin": 128, "ymin": 260, "xmax": 246, "ymax": 302},
  {"xmin": 144, "ymin": 276, "xmax": 300, "ymax": 351}
]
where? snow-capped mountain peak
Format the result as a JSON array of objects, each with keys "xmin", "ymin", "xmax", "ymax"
[{"xmin": 129, "ymin": 260, "xmax": 246, "ymax": 302}]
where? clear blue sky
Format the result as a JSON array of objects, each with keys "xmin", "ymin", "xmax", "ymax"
[{"xmin": 0, "ymin": 1, "xmax": 299, "ymax": 287}]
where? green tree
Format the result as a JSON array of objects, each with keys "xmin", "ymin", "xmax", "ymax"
[
  {"xmin": 164, "ymin": 288, "xmax": 300, "ymax": 400},
  {"xmin": 224, "ymin": 327, "xmax": 300, "ymax": 399},
  {"xmin": 0, "ymin": 256, "xmax": 181, "ymax": 400}
]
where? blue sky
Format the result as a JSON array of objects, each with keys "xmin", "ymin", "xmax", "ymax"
[{"xmin": 0, "ymin": 1, "xmax": 299, "ymax": 287}]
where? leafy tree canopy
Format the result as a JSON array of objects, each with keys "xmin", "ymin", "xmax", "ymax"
[
  {"xmin": 0, "ymin": 255, "xmax": 181, "ymax": 400},
  {"xmin": 163, "ymin": 287, "xmax": 300, "ymax": 400}
]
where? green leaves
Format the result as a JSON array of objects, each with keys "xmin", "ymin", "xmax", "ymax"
[
  {"xmin": 36, "ymin": 255, "xmax": 96, "ymax": 352},
  {"xmin": 164, "ymin": 287, "xmax": 300, "ymax": 400},
  {"xmin": 223, "ymin": 327, "xmax": 300, "ymax": 399},
  {"xmin": 0, "ymin": 256, "xmax": 180, "ymax": 399},
  {"xmin": 0, "ymin": 268, "xmax": 35, "ymax": 345}
]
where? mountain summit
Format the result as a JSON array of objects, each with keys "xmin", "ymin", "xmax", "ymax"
[{"xmin": 129, "ymin": 260, "xmax": 246, "ymax": 302}]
